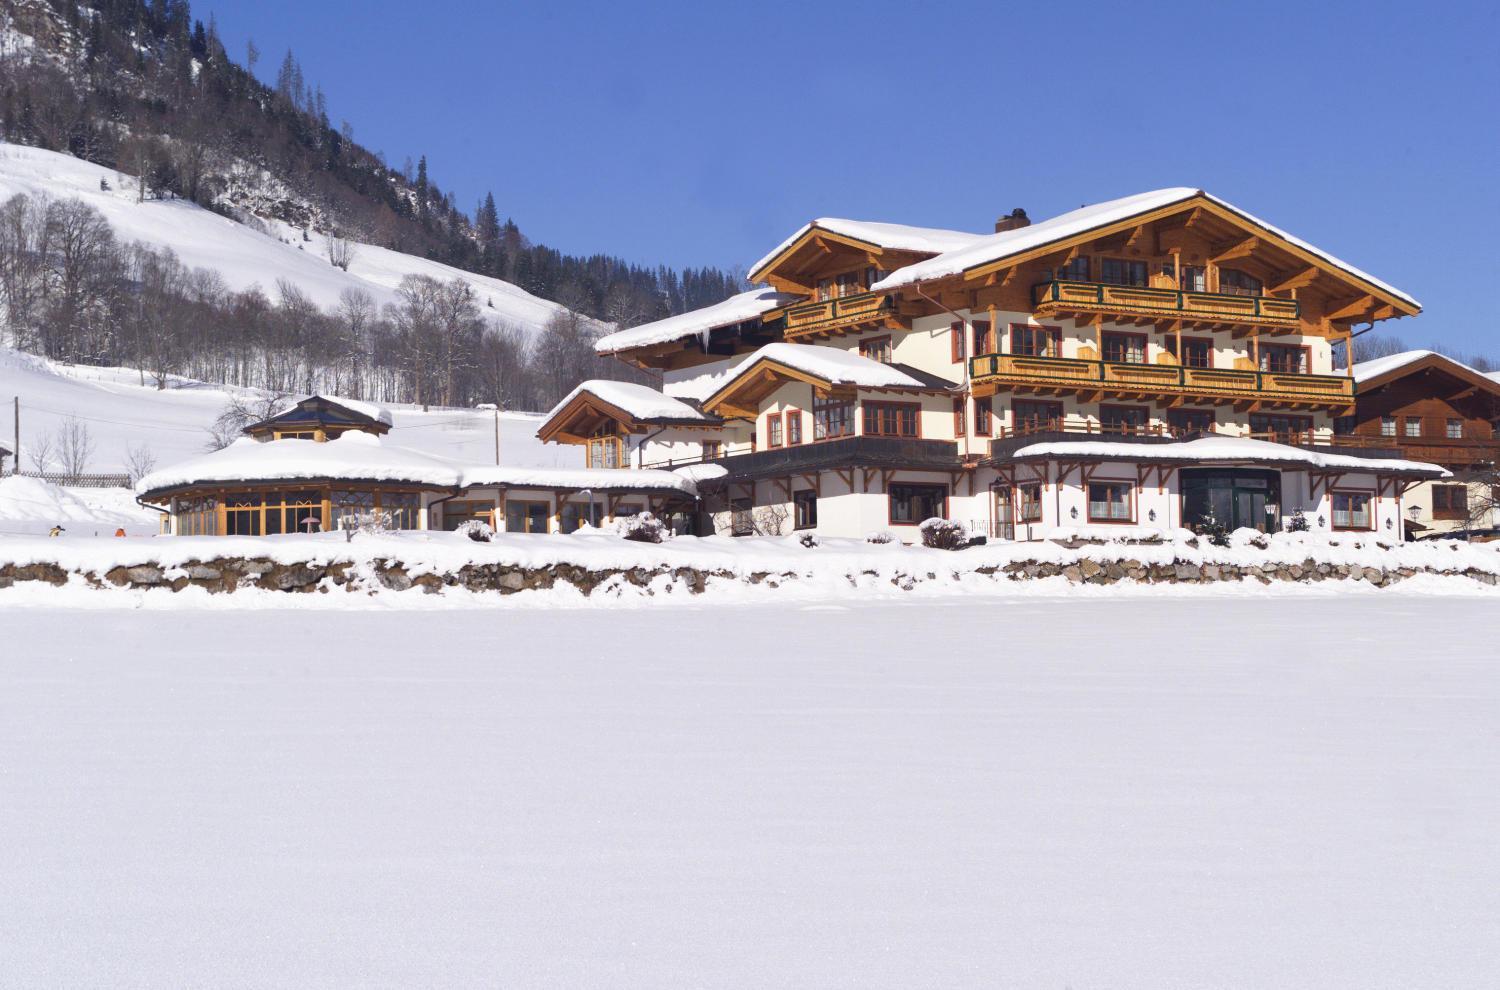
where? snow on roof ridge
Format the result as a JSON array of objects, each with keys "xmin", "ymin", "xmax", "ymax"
[
  {"xmin": 594, "ymin": 288, "xmax": 798, "ymax": 355},
  {"xmin": 748, "ymin": 217, "xmax": 987, "ymax": 277},
  {"xmin": 1350, "ymin": 349, "xmax": 1491, "ymax": 385},
  {"xmin": 543, "ymin": 379, "xmax": 713, "ymax": 424},
  {"xmin": 710, "ymin": 342, "xmax": 932, "ymax": 396}
]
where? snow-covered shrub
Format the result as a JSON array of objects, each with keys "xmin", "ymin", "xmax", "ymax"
[
  {"xmin": 919, "ymin": 517, "xmax": 969, "ymax": 551},
  {"xmin": 1229, "ymin": 527, "xmax": 1269, "ymax": 550},
  {"xmin": 798, "ymin": 531, "xmax": 819, "ymax": 549},
  {"xmin": 1287, "ymin": 508, "xmax": 1310, "ymax": 532},
  {"xmin": 618, "ymin": 512, "xmax": 670, "ymax": 544},
  {"xmin": 456, "ymin": 519, "xmax": 494, "ymax": 543},
  {"xmin": 339, "ymin": 509, "xmax": 394, "ymax": 543},
  {"xmin": 866, "ymin": 531, "xmax": 895, "ymax": 545}
]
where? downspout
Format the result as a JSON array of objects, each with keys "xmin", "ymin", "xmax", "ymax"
[
  {"xmin": 911, "ymin": 281, "xmax": 975, "ymax": 458},
  {"xmin": 135, "ymin": 494, "xmax": 168, "ymax": 534},
  {"xmin": 426, "ymin": 487, "xmax": 465, "ymax": 531}
]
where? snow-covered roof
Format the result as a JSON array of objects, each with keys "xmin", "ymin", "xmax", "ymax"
[
  {"xmin": 710, "ymin": 342, "xmax": 936, "ymax": 395},
  {"xmin": 459, "ymin": 466, "xmax": 699, "ymax": 495},
  {"xmin": 1011, "ymin": 435, "xmax": 1447, "ymax": 477},
  {"xmin": 271, "ymin": 394, "xmax": 395, "ymax": 427},
  {"xmin": 871, "ymin": 188, "xmax": 1419, "ymax": 309},
  {"xmin": 593, "ymin": 288, "xmax": 798, "ymax": 355},
  {"xmin": 137, "ymin": 432, "xmax": 464, "ymax": 495},
  {"xmin": 544, "ymin": 380, "xmax": 713, "ymax": 424},
  {"xmin": 1351, "ymin": 349, "xmax": 1499, "ymax": 389},
  {"xmin": 749, "ymin": 218, "xmax": 986, "ymax": 278}
]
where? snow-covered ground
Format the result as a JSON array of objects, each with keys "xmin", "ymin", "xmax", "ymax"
[
  {"xmin": 1, "ymin": 598, "xmax": 1496, "ymax": 987},
  {"xmin": 0, "ymin": 143, "xmax": 582, "ymax": 336}
]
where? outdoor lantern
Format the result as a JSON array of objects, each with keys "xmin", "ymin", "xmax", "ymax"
[
  {"xmin": 1070, "ymin": 507, "xmax": 1078, "ymax": 520},
  {"xmin": 1317, "ymin": 515, "xmax": 1326, "ymax": 528},
  {"xmin": 1407, "ymin": 504, "xmax": 1422, "ymax": 521},
  {"xmin": 1386, "ymin": 518, "xmax": 1393, "ymax": 530},
  {"xmin": 1148, "ymin": 509, "xmax": 1157, "ymax": 522}
]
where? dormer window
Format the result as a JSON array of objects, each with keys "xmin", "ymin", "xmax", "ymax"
[{"xmin": 587, "ymin": 430, "xmax": 624, "ymax": 469}]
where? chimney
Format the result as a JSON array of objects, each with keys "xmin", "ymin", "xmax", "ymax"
[{"xmin": 994, "ymin": 208, "xmax": 1029, "ymax": 233}]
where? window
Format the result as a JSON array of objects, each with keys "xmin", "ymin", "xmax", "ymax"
[
  {"xmin": 1100, "ymin": 405, "xmax": 1149, "ymax": 435},
  {"xmin": 1088, "ymin": 481, "xmax": 1134, "ymax": 522},
  {"xmin": 1404, "ymin": 418, "xmax": 1422, "ymax": 438},
  {"xmin": 1099, "ymin": 258, "xmax": 1148, "ymax": 287},
  {"xmin": 382, "ymin": 492, "xmax": 421, "ymax": 530},
  {"xmin": 443, "ymin": 500, "xmax": 496, "ymax": 532},
  {"xmin": 1447, "ymin": 418, "xmax": 1464, "ymax": 440},
  {"xmin": 1010, "ymin": 324, "xmax": 1062, "ymax": 358},
  {"xmin": 889, "ymin": 483, "xmax": 947, "ymax": 525},
  {"xmin": 1168, "ymin": 336, "xmax": 1213, "ymax": 368},
  {"xmin": 952, "ymin": 398, "xmax": 966, "ymax": 436},
  {"xmin": 1168, "ymin": 408, "xmax": 1214, "ymax": 436},
  {"xmin": 858, "ymin": 336, "xmax": 891, "ymax": 363},
  {"xmin": 1432, "ymin": 484, "xmax": 1469, "ymax": 520},
  {"xmin": 793, "ymin": 490, "xmax": 817, "ymax": 530},
  {"xmin": 587, "ymin": 433, "xmax": 624, "ymax": 469},
  {"xmin": 835, "ymin": 270, "xmax": 865, "ymax": 297},
  {"xmin": 767, "ymin": 414, "xmax": 783, "ymax": 448},
  {"xmin": 173, "ymin": 496, "xmax": 218, "ymax": 536},
  {"xmin": 1380, "ymin": 415, "xmax": 1397, "ymax": 437},
  {"xmin": 813, "ymin": 395, "xmax": 854, "ymax": 440},
  {"xmin": 1016, "ymin": 482, "xmax": 1042, "ymax": 522},
  {"xmin": 1013, "ymin": 400, "xmax": 1064, "ymax": 434},
  {"xmin": 560, "ymin": 501, "xmax": 604, "ymax": 533},
  {"xmin": 702, "ymin": 440, "xmax": 723, "ymax": 460},
  {"xmin": 971, "ymin": 320, "xmax": 994, "ymax": 356},
  {"xmin": 1219, "ymin": 268, "xmax": 1262, "ymax": 297},
  {"xmin": 974, "ymin": 397, "xmax": 993, "ymax": 437},
  {"xmin": 1053, "ymin": 256, "xmax": 1089, "ymax": 282},
  {"xmin": 864, "ymin": 401, "xmax": 920, "ymax": 438},
  {"xmin": 1331, "ymin": 490, "xmax": 1373, "ymax": 531},
  {"xmin": 224, "ymin": 494, "xmax": 262, "ymax": 536},
  {"xmin": 1103, "ymin": 332, "xmax": 1146, "ymax": 364},
  {"xmin": 1334, "ymin": 416, "xmax": 1358, "ymax": 436},
  {"xmin": 1259, "ymin": 344, "xmax": 1307, "ymax": 375},
  {"xmin": 505, "ymin": 500, "xmax": 551, "ymax": 533},
  {"xmin": 785, "ymin": 409, "xmax": 803, "ymax": 445},
  {"xmin": 950, "ymin": 320, "xmax": 966, "ymax": 363},
  {"xmin": 1178, "ymin": 265, "xmax": 1207, "ymax": 292},
  {"xmin": 1250, "ymin": 413, "xmax": 1312, "ymax": 438},
  {"xmin": 330, "ymin": 490, "xmax": 375, "ymax": 532}
]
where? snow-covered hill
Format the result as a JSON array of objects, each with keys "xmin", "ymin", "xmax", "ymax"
[
  {"xmin": 0, "ymin": 347, "xmax": 569, "ymax": 474},
  {"xmin": 0, "ymin": 143, "xmax": 585, "ymax": 337}
]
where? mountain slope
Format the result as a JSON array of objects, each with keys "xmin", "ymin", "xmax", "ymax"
[{"xmin": 0, "ymin": 143, "xmax": 581, "ymax": 336}]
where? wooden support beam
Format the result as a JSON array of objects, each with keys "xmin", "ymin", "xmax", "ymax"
[
  {"xmin": 1326, "ymin": 295, "xmax": 1376, "ymax": 321},
  {"xmin": 1211, "ymin": 236, "xmax": 1259, "ymax": 263}
]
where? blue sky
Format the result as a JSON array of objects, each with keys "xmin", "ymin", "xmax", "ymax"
[{"xmin": 200, "ymin": 0, "xmax": 1499, "ymax": 354}]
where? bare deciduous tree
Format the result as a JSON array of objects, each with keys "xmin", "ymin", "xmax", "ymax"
[
  {"xmin": 326, "ymin": 233, "xmax": 356, "ymax": 271},
  {"xmin": 57, "ymin": 415, "xmax": 96, "ymax": 482},
  {"xmin": 26, "ymin": 430, "xmax": 56, "ymax": 474},
  {"xmin": 124, "ymin": 443, "xmax": 157, "ymax": 485}
]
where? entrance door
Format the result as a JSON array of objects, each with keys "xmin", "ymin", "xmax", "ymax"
[
  {"xmin": 992, "ymin": 487, "xmax": 1015, "ymax": 540},
  {"xmin": 1180, "ymin": 468, "xmax": 1283, "ymax": 534}
]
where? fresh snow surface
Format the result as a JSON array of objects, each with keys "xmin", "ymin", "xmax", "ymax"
[
  {"xmin": 134, "ymin": 432, "xmax": 465, "ymax": 494},
  {"xmin": 1013, "ymin": 435, "xmax": 1449, "ymax": 476},
  {"xmin": 1, "ymin": 598, "xmax": 1497, "ymax": 987},
  {"xmin": 749, "ymin": 217, "xmax": 986, "ymax": 277},
  {"xmin": 0, "ymin": 346, "xmax": 574, "ymax": 473},
  {"xmin": 707, "ymin": 342, "xmax": 931, "ymax": 396},
  {"xmin": 0, "ymin": 143, "xmax": 581, "ymax": 338},
  {"xmin": 872, "ymin": 188, "xmax": 1419, "ymax": 308},
  {"xmin": 543, "ymin": 379, "xmax": 712, "ymax": 424},
  {"xmin": 593, "ymin": 287, "xmax": 797, "ymax": 354},
  {"xmin": 0, "ymin": 476, "xmax": 157, "ymax": 537},
  {"xmin": 457, "ymin": 465, "xmax": 700, "ymax": 495},
  {"xmin": 272, "ymin": 394, "xmax": 394, "ymax": 426},
  {"xmin": 1350, "ymin": 348, "xmax": 1494, "ymax": 385}
]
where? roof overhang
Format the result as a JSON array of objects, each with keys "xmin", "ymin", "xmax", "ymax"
[
  {"xmin": 699, "ymin": 357, "xmax": 949, "ymax": 418},
  {"xmin": 1355, "ymin": 352, "xmax": 1500, "ymax": 397},
  {"xmin": 536, "ymin": 390, "xmax": 720, "ymax": 445}
]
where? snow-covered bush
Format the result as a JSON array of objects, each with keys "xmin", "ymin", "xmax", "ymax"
[
  {"xmin": 1229, "ymin": 527, "xmax": 1270, "ymax": 550},
  {"xmin": 618, "ymin": 512, "xmax": 670, "ymax": 544},
  {"xmin": 456, "ymin": 519, "xmax": 494, "ymax": 543},
  {"xmin": 1287, "ymin": 508, "xmax": 1310, "ymax": 532},
  {"xmin": 919, "ymin": 517, "xmax": 969, "ymax": 551},
  {"xmin": 339, "ymin": 509, "xmax": 394, "ymax": 543},
  {"xmin": 798, "ymin": 531, "xmax": 819, "ymax": 549},
  {"xmin": 866, "ymin": 531, "xmax": 895, "ymax": 545}
]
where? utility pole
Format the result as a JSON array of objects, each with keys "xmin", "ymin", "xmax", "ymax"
[
  {"xmin": 11, "ymin": 397, "xmax": 17, "ymax": 477},
  {"xmin": 477, "ymin": 402, "xmax": 500, "ymax": 465}
]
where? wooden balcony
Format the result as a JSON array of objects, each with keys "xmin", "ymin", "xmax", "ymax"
[
  {"xmin": 779, "ymin": 291, "xmax": 902, "ymax": 339},
  {"xmin": 1033, "ymin": 280, "xmax": 1301, "ymax": 331},
  {"xmin": 969, "ymin": 353, "xmax": 1354, "ymax": 409}
]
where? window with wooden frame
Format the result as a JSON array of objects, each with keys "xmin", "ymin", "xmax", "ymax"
[
  {"xmin": 793, "ymin": 490, "xmax": 817, "ymax": 530},
  {"xmin": 835, "ymin": 270, "xmax": 864, "ymax": 298},
  {"xmin": 1016, "ymin": 482, "xmax": 1042, "ymax": 522},
  {"xmin": 1102, "ymin": 332, "xmax": 1147, "ymax": 365},
  {"xmin": 974, "ymin": 396, "xmax": 993, "ymax": 437},
  {"xmin": 950, "ymin": 321, "xmax": 966, "ymax": 363},
  {"xmin": 813, "ymin": 395, "xmax": 854, "ymax": 440},
  {"xmin": 858, "ymin": 335, "xmax": 891, "ymax": 364},
  {"xmin": 864, "ymin": 401, "xmax": 920, "ymax": 438},
  {"xmin": 1087, "ymin": 481, "xmax": 1134, "ymax": 523},
  {"xmin": 1100, "ymin": 404, "xmax": 1150, "ymax": 435},
  {"xmin": 1178, "ymin": 265, "xmax": 1207, "ymax": 292},
  {"xmin": 1250, "ymin": 413, "xmax": 1312, "ymax": 438},
  {"xmin": 702, "ymin": 440, "xmax": 723, "ymax": 460},
  {"xmin": 1012, "ymin": 399, "xmax": 1064, "ymax": 434},
  {"xmin": 767, "ymin": 414, "xmax": 784, "ymax": 448},
  {"xmin": 587, "ymin": 431, "xmax": 624, "ymax": 469},
  {"xmin": 1010, "ymin": 323, "xmax": 1062, "ymax": 358},
  {"xmin": 971, "ymin": 320, "xmax": 994, "ymax": 356},
  {"xmin": 1167, "ymin": 408, "xmax": 1214, "ymax": 436},
  {"xmin": 442, "ymin": 500, "xmax": 496, "ymax": 532},
  {"xmin": 730, "ymin": 497, "xmax": 753, "ymax": 537},
  {"xmin": 1404, "ymin": 417, "xmax": 1422, "ymax": 438},
  {"xmin": 1432, "ymin": 484, "xmax": 1469, "ymax": 520},
  {"xmin": 785, "ymin": 408, "xmax": 803, "ymax": 445},
  {"xmin": 505, "ymin": 500, "xmax": 551, "ymax": 534},
  {"xmin": 1331, "ymin": 490, "xmax": 1373, "ymax": 531},
  {"xmin": 1380, "ymin": 415, "xmax": 1397, "ymax": 437},
  {"xmin": 1219, "ymin": 268, "xmax": 1263, "ymax": 297},
  {"xmin": 1167, "ymin": 336, "xmax": 1213, "ymax": 368},
  {"xmin": 1051, "ymin": 256, "xmax": 1089, "ymax": 282},
  {"xmin": 1258, "ymin": 344, "xmax": 1308, "ymax": 375},
  {"xmin": 1099, "ymin": 258, "xmax": 1148, "ymax": 287},
  {"xmin": 1447, "ymin": 418, "xmax": 1464, "ymax": 440},
  {"xmin": 559, "ymin": 501, "xmax": 604, "ymax": 533},
  {"xmin": 952, "ymin": 398, "xmax": 966, "ymax": 437},
  {"xmin": 888, "ymin": 483, "xmax": 947, "ymax": 525}
]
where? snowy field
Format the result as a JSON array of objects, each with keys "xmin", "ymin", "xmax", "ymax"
[{"xmin": 2, "ymin": 597, "xmax": 1496, "ymax": 988}]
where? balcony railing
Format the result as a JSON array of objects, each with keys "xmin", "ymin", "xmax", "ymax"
[
  {"xmin": 781, "ymin": 291, "xmax": 895, "ymax": 338},
  {"xmin": 1033, "ymin": 279, "xmax": 1301, "ymax": 327},
  {"xmin": 968, "ymin": 353, "xmax": 1353, "ymax": 406}
]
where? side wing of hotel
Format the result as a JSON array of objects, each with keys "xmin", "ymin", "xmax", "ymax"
[{"xmin": 138, "ymin": 188, "xmax": 1500, "ymax": 540}]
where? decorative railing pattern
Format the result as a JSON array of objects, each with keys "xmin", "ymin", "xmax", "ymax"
[
  {"xmin": 1033, "ymin": 280, "xmax": 1300, "ymax": 325},
  {"xmin": 782, "ymin": 291, "xmax": 895, "ymax": 337},
  {"xmin": 969, "ymin": 354, "xmax": 1353, "ymax": 404}
]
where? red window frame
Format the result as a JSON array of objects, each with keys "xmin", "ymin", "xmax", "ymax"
[
  {"xmin": 1172, "ymin": 336, "xmax": 1214, "ymax": 369},
  {"xmin": 1015, "ymin": 481, "xmax": 1042, "ymax": 523},
  {"xmin": 1012, "ymin": 399, "xmax": 1065, "ymax": 435},
  {"xmin": 767, "ymin": 414, "xmax": 783, "ymax": 448},
  {"xmin": 950, "ymin": 321, "xmax": 966, "ymax": 364},
  {"xmin": 971, "ymin": 320, "xmax": 994, "ymax": 356},
  {"xmin": 858, "ymin": 336, "xmax": 891, "ymax": 364},
  {"xmin": 1167, "ymin": 408, "xmax": 1214, "ymax": 436},
  {"xmin": 1102, "ymin": 331, "xmax": 1147, "ymax": 364},
  {"xmin": 974, "ymin": 396, "xmax": 992, "ymax": 437},
  {"xmin": 784, "ymin": 408, "xmax": 803, "ymax": 445},
  {"xmin": 1009, "ymin": 323, "xmax": 1062, "ymax": 358},
  {"xmin": 1331, "ymin": 489, "xmax": 1375, "ymax": 532},
  {"xmin": 1259, "ymin": 343, "xmax": 1311, "ymax": 375},
  {"xmin": 863, "ymin": 401, "xmax": 921, "ymax": 438},
  {"xmin": 888, "ymin": 483, "xmax": 949, "ymax": 526},
  {"xmin": 1100, "ymin": 404, "xmax": 1150, "ymax": 435},
  {"xmin": 952, "ymin": 398, "xmax": 966, "ymax": 436}
]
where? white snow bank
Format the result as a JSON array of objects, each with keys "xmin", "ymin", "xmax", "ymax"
[
  {"xmin": 458, "ymin": 466, "xmax": 699, "ymax": 495},
  {"xmin": 543, "ymin": 380, "xmax": 713, "ymax": 424},
  {"xmin": 872, "ymin": 187, "xmax": 1419, "ymax": 309},
  {"xmin": 135, "ymin": 433, "xmax": 466, "ymax": 494},
  {"xmin": 1012, "ymin": 435, "xmax": 1448, "ymax": 477},
  {"xmin": 0, "ymin": 476, "xmax": 157, "ymax": 536},
  {"xmin": 594, "ymin": 288, "xmax": 798, "ymax": 354},
  {"xmin": 749, "ymin": 218, "xmax": 986, "ymax": 277}
]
